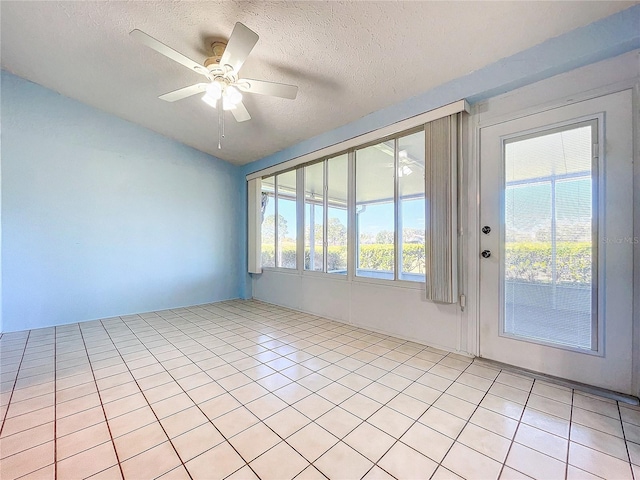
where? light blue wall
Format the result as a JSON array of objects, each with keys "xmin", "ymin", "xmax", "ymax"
[
  {"xmin": 238, "ymin": 5, "xmax": 640, "ymax": 298},
  {"xmin": 1, "ymin": 71, "xmax": 243, "ymax": 332}
]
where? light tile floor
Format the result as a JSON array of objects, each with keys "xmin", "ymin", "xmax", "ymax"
[{"xmin": 1, "ymin": 299, "xmax": 638, "ymax": 479}]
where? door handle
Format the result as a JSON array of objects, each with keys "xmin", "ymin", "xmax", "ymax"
[{"xmin": 481, "ymin": 250, "xmax": 491, "ymax": 258}]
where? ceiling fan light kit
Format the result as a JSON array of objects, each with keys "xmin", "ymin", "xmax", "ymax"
[
  {"xmin": 130, "ymin": 22, "xmax": 298, "ymax": 149},
  {"xmin": 201, "ymin": 83, "xmax": 242, "ymax": 111}
]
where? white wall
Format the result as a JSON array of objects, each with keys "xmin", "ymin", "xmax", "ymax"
[
  {"xmin": 1, "ymin": 72, "xmax": 243, "ymax": 332},
  {"xmin": 253, "ymin": 272, "xmax": 462, "ymax": 352}
]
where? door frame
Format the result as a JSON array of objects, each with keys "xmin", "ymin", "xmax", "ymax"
[{"xmin": 464, "ymin": 51, "xmax": 639, "ymax": 395}]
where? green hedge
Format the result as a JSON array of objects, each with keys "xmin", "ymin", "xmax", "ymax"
[
  {"xmin": 261, "ymin": 242, "xmax": 296, "ymax": 268},
  {"xmin": 357, "ymin": 244, "xmax": 425, "ymax": 273},
  {"xmin": 304, "ymin": 246, "xmax": 348, "ymax": 271},
  {"xmin": 262, "ymin": 243, "xmax": 425, "ymax": 273},
  {"xmin": 262, "ymin": 241, "xmax": 591, "ymax": 284},
  {"xmin": 505, "ymin": 242, "xmax": 591, "ymax": 284}
]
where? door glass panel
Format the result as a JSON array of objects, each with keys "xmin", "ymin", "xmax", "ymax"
[{"xmin": 503, "ymin": 124, "xmax": 595, "ymax": 350}]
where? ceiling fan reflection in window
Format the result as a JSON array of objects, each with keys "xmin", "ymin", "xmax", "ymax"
[{"xmin": 130, "ymin": 23, "xmax": 298, "ymax": 148}]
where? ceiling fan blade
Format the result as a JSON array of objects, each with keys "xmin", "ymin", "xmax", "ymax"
[
  {"xmin": 130, "ymin": 29, "xmax": 209, "ymax": 77},
  {"xmin": 159, "ymin": 83, "xmax": 209, "ymax": 102},
  {"xmin": 220, "ymin": 23, "xmax": 259, "ymax": 74},
  {"xmin": 231, "ymin": 101, "xmax": 251, "ymax": 122},
  {"xmin": 237, "ymin": 78, "xmax": 298, "ymax": 100}
]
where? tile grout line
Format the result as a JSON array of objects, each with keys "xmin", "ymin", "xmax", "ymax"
[
  {"xmin": 140, "ymin": 308, "xmax": 360, "ymax": 479},
  {"xmin": 619, "ymin": 401, "xmax": 637, "ymax": 480},
  {"xmin": 354, "ymin": 354, "xmax": 485, "ymax": 479},
  {"xmin": 496, "ymin": 376, "xmax": 536, "ymax": 480},
  {"xmin": 0, "ymin": 331, "xmax": 31, "ymax": 438},
  {"xmin": 423, "ymin": 363, "xmax": 503, "ymax": 480},
  {"xmin": 97, "ymin": 318, "xmax": 196, "ymax": 480},
  {"xmin": 54, "ymin": 326, "xmax": 58, "ymax": 480},
  {"xmin": 8, "ymin": 331, "xmax": 57, "ymax": 478},
  {"xmin": 3, "ymin": 300, "xmax": 636, "ymax": 480},
  {"xmin": 248, "ymin": 332, "xmax": 463, "ymax": 478},
  {"xmin": 104, "ymin": 314, "xmax": 260, "ymax": 480},
  {"xmin": 564, "ymin": 389, "xmax": 575, "ymax": 480},
  {"xmin": 160, "ymin": 308, "xmax": 318, "ymax": 480},
  {"xmin": 77, "ymin": 323, "xmax": 126, "ymax": 480},
  {"xmin": 0, "ymin": 308, "xmax": 512, "ymax": 476},
  {"xmin": 369, "ymin": 360, "xmax": 529, "ymax": 479},
  {"xmin": 182, "ymin": 309, "xmax": 480, "ymax": 478},
  {"xmin": 360, "ymin": 371, "xmax": 461, "ymax": 480},
  {"xmin": 126, "ymin": 306, "xmax": 636, "ymax": 478},
  {"xmin": 209, "ymin": 307, "xmax": 404, "ymax": 479},
  {"xmin": 131, "ymin": 305, "xmax": 442, "ymax": 479}
]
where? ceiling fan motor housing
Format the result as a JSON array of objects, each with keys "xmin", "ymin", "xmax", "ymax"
[{"xmin": 204, "ymin": 41, "xmax": 227, "ymax": 70}]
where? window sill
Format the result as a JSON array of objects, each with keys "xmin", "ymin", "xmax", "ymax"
[
  {"xmin": 353, "ymin": 275, "xmax": 425, "ymax": 290},
  {"xmin": 257, "ymin": 268, "xmax": 425, "ymax": 290}
]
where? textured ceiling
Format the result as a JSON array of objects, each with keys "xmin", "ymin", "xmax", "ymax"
[{"xmin": 0, "ymin": 1, "xmax": 634, "ymax": 165}]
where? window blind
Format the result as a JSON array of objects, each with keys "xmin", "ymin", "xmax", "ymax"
[{"xmin": 424, "ymin": 114, "xmax": 459, "ymax": 303}]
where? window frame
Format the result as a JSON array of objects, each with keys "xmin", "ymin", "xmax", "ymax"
[
  {"xmin": 261, "ymin": 170, "xmax": 299, "ymax": 272},
  {"xmin": 353, "ymin": 127, "xmax": 426, "ymax": 286},
  {"xmin": 303, "ymin": 158, "xmax": 326, "ymax": 273},
  {"xmin": 302, "ymin": 153, "xmax": 349, "ymax": 277},
  {"xmin": 275, "ymin": 169, "xmax": 298, "ymax": 270},
  {"xmin": 260, "ymin": 176, "xmax": 276, "ymax": 269}
]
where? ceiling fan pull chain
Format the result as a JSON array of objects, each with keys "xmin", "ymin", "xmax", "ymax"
[
  {"xmin": 222, "ymin": 104, "xmax": 225, "ymax": 140},
  {"xmin": 217, "ymin": 96, "xmax": 223, "ymax": 149}
]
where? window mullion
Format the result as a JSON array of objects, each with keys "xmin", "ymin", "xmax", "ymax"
[
  {"xmin": 323, "ymin": 160, "xmax": 329, "ymax": 273},
  {"xmin": 394, "ymin": 138, "xmax": 399, "ymax": 281},
  {"xmin": 347, "ymin": 151, "xmax": 356, "ymax": 281},
  {"xmin": 274, "ymin": 175, "xmax": 279, "ymax": 267},
  {"xmin": 296, "ymin": 168, "xmax": 305, "ymax": 273}
]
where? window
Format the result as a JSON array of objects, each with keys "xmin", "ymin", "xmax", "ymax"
[
  {"xmin": 254, "ymin": 111, "xmax": 460, "ymax": 294},
  {"xmin": 304, "ymin": 154, "xmax": 348, "ymax": 274},
  {"xmin": 276, "ymin": 170, "xmax": 297, "ymax": 269},
  {"xmin": 261, "ymin": 171, "xmax": 297, "ymax": 269},
  {"xmin": 355, "ymin": 130, "xmax": 425, "ymax": 282},
  {"xmin": 398, "ymin": 131, "xmax": 426, "ymax": 282},
  {"xmin": 326, "ymin": 154, "xmax": 348, "ymax": 274},
  {"xmin": 261, "ymin": 176, "xmax": 276, "ymax": 267},
  {"xmin": 356, "ymin": 141, "xmax": 396, "ymax": 279},
  {"xmin": 304, "ymin": 162, "xmax": 324, "ymax": 271}
]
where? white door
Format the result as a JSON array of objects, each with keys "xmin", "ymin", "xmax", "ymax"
[{"xmin": 479, "ymin": 90, "xmax": 635, "ymax": 394}]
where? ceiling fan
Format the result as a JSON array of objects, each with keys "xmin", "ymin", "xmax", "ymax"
[{"xmin": 130, "ymin": 23, "xmax": 298, "ymax": 147}]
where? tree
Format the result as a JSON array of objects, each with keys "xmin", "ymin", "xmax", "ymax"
[
  {"xmin": 375, "ymin": 230, "xmax": 394, "ymax": 244},
  {"xmin": 327, "ymin": 217, "xmax": 347, "ymax": 246},
  {"xmin": 359, "ymin": 232, "xmax": 375, "ymax": 244},
  {"xmin": 304, "ymin": 222, "xmax": 323, "ymax": 244},
  {"xmin": 402, "ymin": 228, "xmax": 425, "ymax": 244},
  {"xmin": 262, "ymin": 214, "xmax": 288, "ymax": 243}
]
